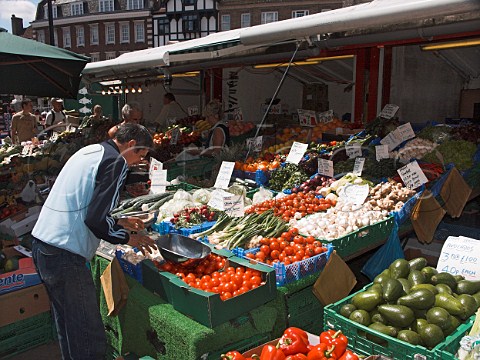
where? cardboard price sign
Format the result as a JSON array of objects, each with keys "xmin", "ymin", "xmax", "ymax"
[
  {"xmin": 213, "ymin": 161, "xmax": 235, "ymax": 189},
  {"xmin": 188, "ymin": 106, "xmax": 199, "ymax": 116},
  {"xmin": 340, "ymin": 184, "xmax": 369, "ymax": 205},
  {"xmin": 379, "ymin": 104, "xmax": 399, "ymax": 119},
  {"xmin": 397, "ymin": 123, "xmax": 416, "ymax": 142},
  {"xmin": 246, "ymin": 136, "xmax": 263, "ymax": 152},
  {"xmin": 318, "ymin": 110, "xmax": 334, "ymax": 123},
  {"xmin": 353, "ymin": 157, "xmax": 365, "ymax": 176},
  {"xmin": 150, "ymin": 169, "xmax": 168, "ymax": 194},
  {"xmin": 397, "ymin": 161, "xmax": 428, "ymax": 190},
  {"xmin": 375, "ymin": 145, "xmax": 389, "ymax": 161},
  {"xmin": 381, "ymin": 129, "xmax": 403, "ymax": 151},
  {"xmin": 286, "ymin": 142, "xmax": 308, "ymax": 165},
  {"xmin": 170, "ymin": 127, "xmax": 180, "ymax": 145},
  {"xmin": 345, "ymin": 143, "xmax": 362, "ymax": 159},
  {"xmin": 224, "ymin": 194, "xmax": 244, "ymax": 217},
  {"xmin": 149, "ymin": 158, "xmax": 163, "ymax": 177},
  {"xmin": 297, "ymin": 109, "xmax": 317, "ymax": 127},
  {"xmin": 318, "ymin": 158, "xmax": 334, "ymax": 178},
  {"xmin": 437, "ymin": 236, "xmax": 480, "ymax": 280}
]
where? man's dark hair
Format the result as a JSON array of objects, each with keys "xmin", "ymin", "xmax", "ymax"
[
  {"xmin": 114, "ymin": 123, "xmax": 153, "ymax": 149},
  {"xmin": 164, "ymin": 93, "xmax": 175, "ymax": 102},
  {"xmin": 21, "ymin": 99, "xmax": 32, "ymax": 108}
]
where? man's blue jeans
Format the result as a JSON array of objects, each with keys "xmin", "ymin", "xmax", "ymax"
[{"xmin": 32, "ymin": 238, "xmax": 107, "ymax": 360}]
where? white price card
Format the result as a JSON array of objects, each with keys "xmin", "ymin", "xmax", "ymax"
[
  {"xmin": 346, "ymin": 143, "xmax": 362, "ymax": 159},
  {"xmin": 214, "ymin": 161, "xmax": 235, "ymax": 189},
  {"xmin": 224, "ymin": 194, "xmax": 244, "ymax": 217},
  {"xmin": 379, "ymin": 104, "xmax": 400, "ymax": 119},
  {"xmin": 246, "ymin": 136, "xmax": 263, "ymax": 152},
  {"xmin": 286, "ymin": 142, "xmax": 308, "ymax": 165},
  {"xmin": 297, "ymin": 109, "xmax": 317, "ymax": 127},
  {"xmin": 188, "ymin": 106, "xmax": 199, "ymax": 116},
  {"xmin": 318, "ymin": 110, "xmax": 334, "ymax": 123},
  {"xmin": 149, "ymin": 158, "xmax": 163, "ymax": 177},
  {"xmin": 397, "ymin": 123, "xmax": 416, "ymax": 142},
  {"xmin": 353, "ymin": 157, "xmax": 365, "ymax": 176},
  {"xmin": 208, "ymin": 189, "xmax": 227, "ymax": 210},
  {"xmin": 150, "ymin": 169, "xmax": 168, "ymax": 194},
  {"xmin": 340, "ymin": 184, "xmax": 370, "ymax": 205},
  {"xmin": 437, "ymin": 236, "xmax": 480, "ymax": 280},
  {"xmin": 49, "ymin": 132, "xmax": 59, "ymax": 143},
  {"xmin": 375, "ymin": 145, "xmax": 389, "ymax": 161},
  {"xmin": 381, "ymin": 129, "xmax": 403, "ymax": 151},
  {"xmin": 397, "ymin": 160, "xmax": 429, "ymax": 190},
  {"xmin": 170, "ymin": 127, "xmax": 180, "ymax": 145},
  {"xmin": 318, "ymin": 158, "xmax": 334, "ymax": 178}
]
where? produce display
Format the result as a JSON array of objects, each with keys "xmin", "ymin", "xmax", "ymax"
[
  {"xmin": 228, "ymin": 120, "xmax": 256, "ymax": 137},
  {"xmin": 268, "ymin": 164, "xmax": 309, "ymax": 191},
  {"xmin": 451, "ymin": 124, "xmax": 480, "ymax": 144},
  {"xmin": 422, "ymin": 140, "xmax": 477, "ymax": 171},
  {"xmin": 368, "ymin": 181, "xmax": 416, "ymax": 212},
  {"xmin": 417, "ymin": 125, "xmax": 452, "ymax": 143},
  {"xmin": 340, "ymin": 257, "xmax": 478, "ymax": 349},
  {"xmin": 234, "ymin": 156, "xmax": 282, "ymax": 172},
  {"xmin": 334, "ymin": 157, "xmax": 401, "ymax": 179},
  {"xmin": 390, "ymin": 138, "xmax": 437, "ymax": 163},
  {"xmin": 170, "ymin": 205, "xmax": 218, "ymax": 228}
]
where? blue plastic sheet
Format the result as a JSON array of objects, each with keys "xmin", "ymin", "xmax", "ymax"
[{"xmin": 362, "ymin": 213, "xmax": 405, "ymax": 281}]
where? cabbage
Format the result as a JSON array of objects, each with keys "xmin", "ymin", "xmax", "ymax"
[
  {"xmin": 173, "ymin": 189, "xmax": 193, "ymax": 201},
  {"xmin": 252, "ymin": 187, "xmax": 273, "ymax": 205},
  {"xmin": 192, "ymin": 189, "xmax": 211, "ymax": 204}
]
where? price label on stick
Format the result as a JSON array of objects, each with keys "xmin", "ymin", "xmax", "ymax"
[
  {"xmin": 379, "ymin": 104, "xmax": 399, "ymax": 119},
  {"xmin": 353, "ymin": 157, "xmax": 365, "ymax": 176},
  {"xmin": 381, "ymin": 129, "xmax": 403, "ymax": 151},
  {"xmin": 345, "ymin": 143, "xmax": 362, "ymax": 159},
  {"xmin": 375, "ymin": 145, "xmax": 389, "ymax": 161},
  {"xmin": 340, "ymin": 184, "xmax": 370, "ymax": 205},
  {"xmin": 214, "ymin": 161, "xmax": 235, "ymax": 189},
  {"xmin": 318, "ymin": 158, "xmax": 334, "ymax": 178},
  {"xmin": 170, "ymin": 127, "xmax": 180, "ymax": 145},
  {"xmin": 437, "ymin": 236, "xmax": 480, "ymax": 280},
  {"xmin": 224, "ymin": 194, "xmax": 244, "ymax": 217},
  {"xmin": 397, "ymin": 160, "xmax": 429, "ymax": 190},
  {"xmin": 297, "ymin": 109, "xmax": 317, "ymax": 127},
  {"xmin": 149, "ymin": 158, "xmax": 163, "ymax": 177},
  {"xmin": 246, "ymin": 136, "xmax": 263, "ymax": 152},
  {"xmin": 286, "ymin": 142, "xmax": 308, "ymax": 165},
  {"xmin": 150, "ymin": 169, "xmax": 168, "ymax": 194},
  {"xmin": 397, "ymin": 123, "xmax": 416, "ymax": 142}
]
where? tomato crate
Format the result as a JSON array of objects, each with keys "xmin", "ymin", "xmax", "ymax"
[
  {"xmin": 324, "ymin": 284, "xmax": 475, "ymax": 360},
  {"xmin": 436, "ymin": 319, "xmax": 473, "ymax": 360},
  {"xmin": 115, "ymin": 249, "xmax": 143, "ymax": 284},
  {"xmin": 205, "ymin": 333, "xmax": 272, "ymax": 360},
  {"xmin": 151, "ymin": 220, "xmax": 216, "ymax": 237},
  {"xmin": 233, "ymin": 244, "xmax": 333, "ymax": 286},
  {"xmin": 165, "ymin": 158, "xmax": 215, "ymax": 181},
  {"xmin": 304, "ymin": 216, "xmax": 395, "ymax": 260}
]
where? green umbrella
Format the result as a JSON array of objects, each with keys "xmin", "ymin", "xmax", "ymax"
[{"xmin": 0, "ymin": 29, "xmax": 90, "ymax": 98}]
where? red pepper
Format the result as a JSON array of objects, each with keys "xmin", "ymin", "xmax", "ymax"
[
  {"xmin": 306, "ymin": 344, "xmax": 337, "ymax": 360},
  {"xmin": 286, "ymin": 354, "xmax": 308, "ymax": 360},
  {"xmin": 338, "ymin": 350, "xmax": 359, "ymax": 360},
  {"xmin": 319, "ymin": 330, "xmax": 348, "ymax": 358},
  {"xmin": 253, "ymin": 344, "xmax": 286, "ymax": 360},
  {"xmin": 279, "ymin": 332, "xmax": 310, "ymax": 356},
  {"xmin": 222, "ymin": 351, "xmax": 247, "ymax": 360},
  {"xmin": 283, "ymin": 327, "xmax": 309, "ymax": 344}
]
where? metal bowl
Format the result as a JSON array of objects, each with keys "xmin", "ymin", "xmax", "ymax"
[{"xmin": 154, "ymin": 233, "xmax": 211, "ymax": 264}]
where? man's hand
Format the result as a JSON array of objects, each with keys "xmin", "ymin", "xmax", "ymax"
[
  {"xmin": 127, "ymin": 234, "xmax": 157, "ymax": 256},
  {"xmin": 118, "ymin": 217, "xmax": 145, "ymax": 232}
]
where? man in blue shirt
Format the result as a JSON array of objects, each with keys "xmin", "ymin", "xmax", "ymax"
[{"xmin": 32, "ymin": 123, "xmax": 156, "ymax": 360}]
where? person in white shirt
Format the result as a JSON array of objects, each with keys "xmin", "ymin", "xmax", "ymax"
[
  {"xmin": 45, "ymin": 98, "xmax": 67, "ymax": 133},
  {"xmin": 153, "ymin": 93, "xmax": 187, "ymax": 131}
]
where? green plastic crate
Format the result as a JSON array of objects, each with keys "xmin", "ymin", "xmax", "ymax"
[
  {"xmin": 0, "ymin": 311, "xmax": 52, "ymax": 342},
  {"xmin": 204, "ymin": 333, "xmax": 272, "ymax": 360},
  {"xmin": 285, "ymin": 286, "xmax": 321, "ymax": 319},
  {"xmin": 165, "ymin": 158, "xmax": 215, "ymax": 181},
  {"xmin": 324, "ymin": 285, "xmax": 475, "ymax": 360},
  {"xmin": 288, "ymin": 305, "xmax": 324, "ymax": 335},
  {"xmin": 0, "ymin": 322, "xmax": 54, "ymax": 359},
  {"xmin": 166, "ymin": 182, "xmax": 200, "ymax": 192},
  {"xmin": 436, "ymin": 319, "xmax": 473, "ymax": 360}
]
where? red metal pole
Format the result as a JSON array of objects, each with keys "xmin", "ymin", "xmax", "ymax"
[
  {"xmin": 354, "ymin": 48, "xmax": 366, "ymax": 125},
  {"xmin": 367, "ymin": 47, "xmax": 380, "ymax": 122},
  {"xmin": 382, "ymin": 47, "xmax": 393, "ymax": 108}
]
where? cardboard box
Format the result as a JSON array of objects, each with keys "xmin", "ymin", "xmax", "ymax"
[
  {"xmin": 0, "ymin": 206, "xmax": 41, "ymax": 237},
  {"xmin": 0, "ymin": 247, "xmax": 42, "ymax": 295},
  {"xmin": 0, "ymin": 284, "xmax": 50, "ymax": 327}
]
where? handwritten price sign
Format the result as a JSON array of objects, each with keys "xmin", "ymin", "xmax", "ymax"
[
  {"xmin": 286, "ymin": 142, "xmax": 308, "ymax": 165},
  {"xmin": 437, "ymin": 236, "xmax": 480, "ymax": 280},
  {"xmin": 297, "ymin": 109, "xmax": 317, "ymax": 127},
  {"xmin": 397, "ymin": 160, "xmax": 428, "ymax": 190},
  {"xmin": 214, "ymin": 161, "xmax": 235, "ymax": 189}
]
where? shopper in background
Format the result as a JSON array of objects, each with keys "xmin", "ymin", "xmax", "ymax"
[
  {"xmin": 45, "ymin": 98, "xmax": 67, "ymax": 133},
  {"xmin": 11, "ymin": 98, "xmax": 37, "ymax": 144},
  {"xmin": 201, "ymin": 99, "xmax": 230, "ymax": 155},
  {"xmin": 31, "ymin": 123, "xmax": 156, "ymax": 360},
  {"xmin": 108, "ymin": 102, "xmax": 143, "ymax": 138},
  {"xmin": 153, "ymin": 93, "xmax": 187, "ymax": 131}
]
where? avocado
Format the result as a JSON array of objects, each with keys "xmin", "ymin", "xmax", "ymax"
[
  {"xmin": 374, "ymin": 270, "xmax": 392, "ymax": 286},
  {"xmin": 410, "ymin": 284, "xmax": 438, "ymax": 295},
  {"xmin": 457, "ymin": 294, "xmax": 478, "ymax": 320},
  {"xmin": 421, "ymin": 266, "xmax": 438, "ymax": 283},
  {"xmin": 431, "ymin": 273, "xmax": 457, "ymax": 290},
  {"xmin": 443, "ymin": 316, "xmax": 461, "ymax": 337},
  {"xmin": 370, "ymin": 283, "xmax": 384, "ymax": 296},
  {"xmin": 397, "ymin": 289, "xmax": 435, "ymax": 310},
  {"xmin": 426, "ymin": 307, "xmax": 452, "ymax": 330},
  {"xmin": 413, "ymin": 309, "xmax": 427, "ymax": 319},
  {"xmin": 454, "ymin": 275, "xmax": 466, "ymax": 282},
  {"xmin": 411, "ymin": 319, "xmax": 429, "ymax": 333},
  {"xmin": 378, "ymin": 304, "xmax": 415, "ymax": 328},
  {"xmin": 367, "ymin": 323, "xmax": 397, "ymax": 344},
  {"xmin": 382, "ymin": 278, "xmax": 405, "ymax": 302},
  {"xmin": 397, "ymin": 330, "xmax": 423, "ymax": 346},
  {"xmin": 472, "ymin": 291, "xmax": 480, "ymax": 308},
  {"xmin": 371, "ymin": 311, "xmax": 387, "ymax": 325},
  {"xmin": 398, "ymin": 278, "xmax": 412, "ymax": 294},
  {"xmin": 456, "ymin": 280, "xmax": 480, "ymax": 295},
  {"xmin": 389, "ymin": 259, "xmax": 410, "ymax": 279},
  {"xmin": 436, "ymin": 284, "xmax": 453, "ymax": 295},
  {"xmin": 419, "ymin": 324, "xmax": 445, "ymax": 349},
  {"xmin": 349, "ymin": 310, "xmax": 371, "ymax": 327},
  {"xmin": 4, "ymin": 257, "xmax": 20, "ymax": 272},
  {"xmin": 408, "ymin": 270, "xmax": 426, "ymax": 286},
  {"xmin": 352, "ymin": 290, "xmax": 383, "ymax": 312},
  {"xmin": 340, "ymin": 304, "xmax": 357, "ymax": 318},
  {"xmin": 409, "ymin": 257, "xmax": 428, "ymax": 272},
  {"xmin": 434, "ymin": 293, "xmax": 466, "ymax": 317}
]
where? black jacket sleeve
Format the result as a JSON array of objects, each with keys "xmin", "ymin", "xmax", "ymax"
[{"xmin": 85, "ymin": 155, "xmax": 130, "ymax": 245}]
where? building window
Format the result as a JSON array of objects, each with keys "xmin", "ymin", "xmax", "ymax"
[
  {"xmin": 292, "ymin": 10, "xmax": 309, "ymax": 18},
  {"xmin": 76, "ymin": 26, "xmax": 85, "ymax": 46},
  {"xmin": 106, "ymin": 51, "xmax": 116, "ymax": 60},
  {"xmin": 182, "ymin": 0, "xmax": 195, "ymax": 5},
  {"xmin": 36, "ymin": 30, "xmax": 45, "ymax": 43},
  {"xmin": 44, "ymin": 5, "xmax": 58, "ymax": 19},
  {"xmin": 63, "ymin": 27, "xmax": 71, "ymax": 47},
  {"xmin": 71, "ymin": 2, "xmax": 84, "ymax": 16},
  {"xmin": 90, "ymin": 52, "xmax": 100, "ymax": 62},
  {"xmin": 127, "ymin": 0, "xmax": 143, "ymax": 10},
  {"xmin": 157, "ymin": 17, "xmax": 169, "ymax": 34},
  {"xmin": 134, "ymin": 22, "xmax": 144, "ymax": 42},
  {"xmin": 120, "ymin": 23, "xmax": 129, "ymax": 43},
  {"xmin": 261, "ymin": 11, "xmax": 278, "ymax": 24},
  {"xmin": 241, "ymin": 13, "xmax": 250, "ymax": 28},
  {"xmin": 221, "ymin": 15, "xmax": 230, "ymax": 31},
  {"xmin": 183, "ymin": 15, "xmax": 198, "ymax": 32},
  {"xmin": 105, "ymin": 24, "xmax": 115, "ymax": 44},
  {"xmin": 99, "ymin": 0, "xmax": 114, "ymax": 12},
  {"xmin": 90, "ymin": 24, "xmax": 99, "ymax": 45}
]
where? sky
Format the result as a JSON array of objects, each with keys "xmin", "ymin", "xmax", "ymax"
[{"xmin": 0, "ymin": 0, "xmax": 38, "ymax": 33}]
